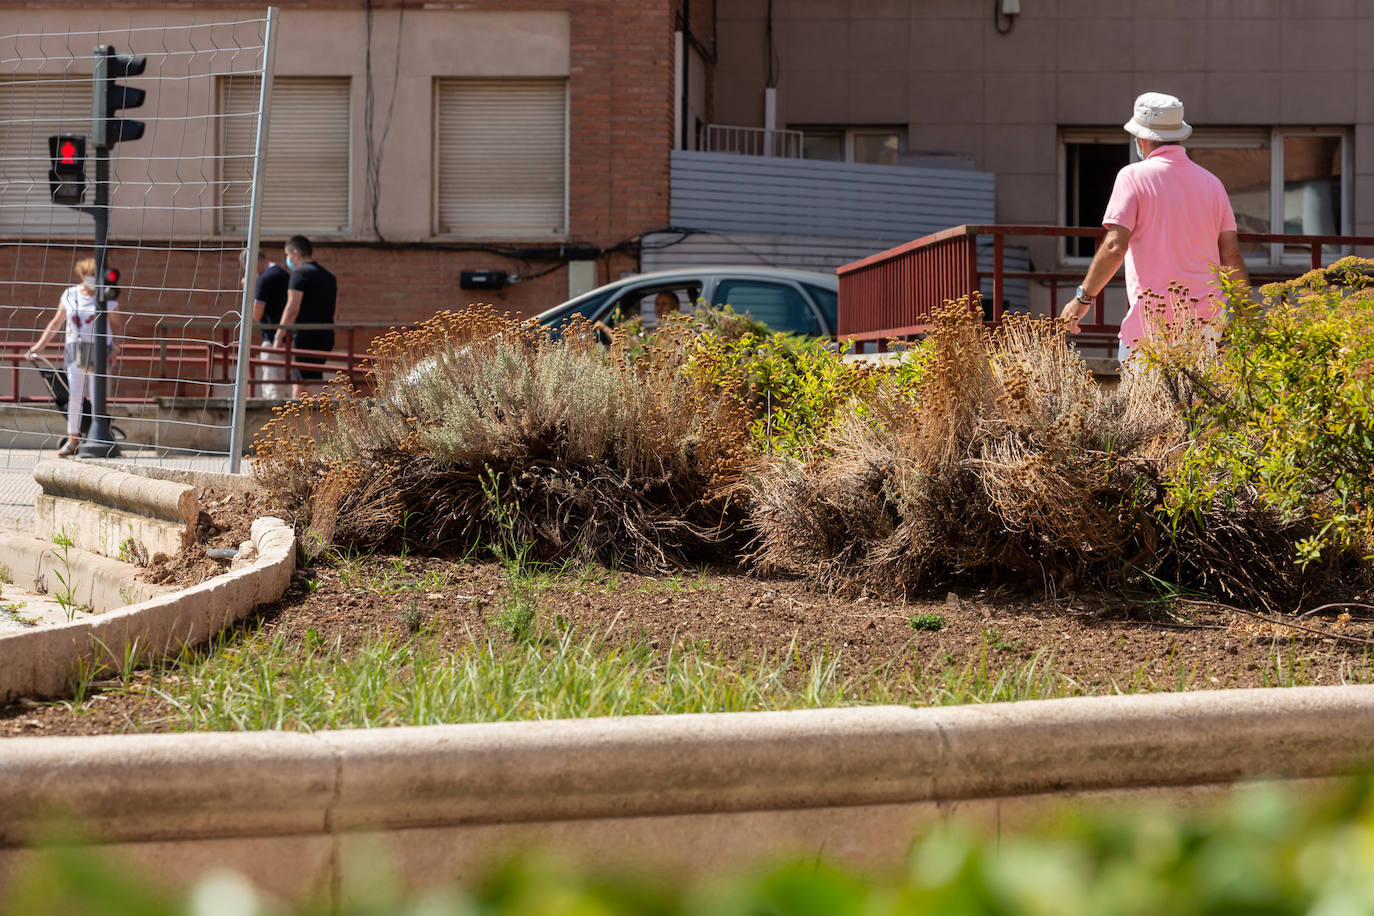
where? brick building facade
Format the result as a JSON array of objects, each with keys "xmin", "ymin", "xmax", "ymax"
[{"xmin": 0, "ymin": 1, "xmax": 716, "ymax": 343}]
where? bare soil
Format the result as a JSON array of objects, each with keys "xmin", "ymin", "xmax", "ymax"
[
  {"xmin": 141, "ymin": 487, "xmax": 265, "ymax": 587},
  {"xmin": 3, "ymin": 550, "xmax": 1373, "ymax": 738}
]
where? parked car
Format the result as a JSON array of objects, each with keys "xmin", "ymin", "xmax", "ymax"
[{"xmin": 535, "ymin": 267, "xmax": 839, "ymax": 338}]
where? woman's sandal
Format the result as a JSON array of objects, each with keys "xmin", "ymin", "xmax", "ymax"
[{"xmin": 56, "ymin": 437, "xmax": 79, "ymax": 458}]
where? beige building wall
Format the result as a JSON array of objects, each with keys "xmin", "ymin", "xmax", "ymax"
[
  {"xmin": 0, "ymin": 7, "xmax": 569, "ymax": 241},
  {"xmin": 717, "ymin": 0, "xmax": 1374, "ymax": 245}
]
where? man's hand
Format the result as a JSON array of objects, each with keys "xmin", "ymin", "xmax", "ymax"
[
  {"xmin": 1061, "ymin": 298, "xmax": 1088, "ymax": 334},
  {"xmin": 273, "ymin": 329, "xmax": 287, "ymax": 348}
]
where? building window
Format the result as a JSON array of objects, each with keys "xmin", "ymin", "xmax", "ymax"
[
  {"xmin": 799, "ymin": 128, "xmax": 903, "ymax": 166},
  {"xmin": 1061, "ymin": 128, "xmax": 1348, "ymax": 264},
  {"xmin": 220, "ymin": 76, "xmax": 352, "ymax": 235},
  {"xmin": 0, "ymin": 77, "xmax": 90, "ymax": 235},
  {"xmin": 435, "ymin": 78, "xmax": 567, "ymax": 238}
]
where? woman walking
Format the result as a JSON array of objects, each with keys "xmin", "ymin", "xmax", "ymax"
[{"xmin": 26, "ymin": 258, "xmax": 124, "ymax": 457}]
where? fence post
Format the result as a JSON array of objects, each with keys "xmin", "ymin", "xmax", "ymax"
[{"xmin": 228, "ymin": 6, "xmax": 277, "ymax": 474}]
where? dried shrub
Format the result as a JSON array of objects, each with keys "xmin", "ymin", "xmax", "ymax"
[
  {"xmin": 251, "ymin": 397, "xmax": 403, "ymax": 559},
  {"xmin": 252, "ymin": 305, "xmax": 751, "ymax": 572},
  {"xmin": 747, "ymin": 297, "xmax": 1181, "ymax": 596}
]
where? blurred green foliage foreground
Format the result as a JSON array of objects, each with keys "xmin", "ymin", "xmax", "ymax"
[{"xmin": 8, "ymin": 777, "xmax": 1374, "ymax": 916}]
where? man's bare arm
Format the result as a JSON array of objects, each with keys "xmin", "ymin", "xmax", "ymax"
[
  {"xmin": 273, "ymin": 289, "xmax": 302, "ymax": 346},
  {"xmin": 1063, "ymin": 224, "xmax": 1132, "ymax": 333},
  {"xmin": 1217, "ymin": 230, "xmax": 1248, "ymax": 288}
]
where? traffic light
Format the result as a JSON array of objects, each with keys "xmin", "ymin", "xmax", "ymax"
[
  {"xmin": 92, "ymin": 44, "xmax": 146, "ymax": 148},
  {"xmin": 99, "ymin": 266, "xmax": 121, "ymax": 301},
  {"xmin": 47, "ymin": 134, "xmax": 85, "ymax": 205}
]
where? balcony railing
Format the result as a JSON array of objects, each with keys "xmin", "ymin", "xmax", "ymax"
[
  {"xmin": 702, "ymin": 124, "xmax": 803, "ymax": 159},
  {"xmin": 837, "ymin": 225, "xmax": 1374, "ymax": 352}
]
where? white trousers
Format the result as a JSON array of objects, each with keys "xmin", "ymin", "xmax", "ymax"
[
  {"xmin": 256, "ymin": 338, "xmax": 285, "ymax": 400},
  {"xmin": 65, "ymin": 362, "xmax": 95, "ymax": 436}
]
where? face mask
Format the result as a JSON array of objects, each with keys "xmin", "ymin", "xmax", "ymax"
[
  {"xmin": 81, "ymin": 275, "xmax": 96, "ymax": 288},
  {"xmin": 285, "ymin": 256, "xmax": 296, "ymax": 271}
]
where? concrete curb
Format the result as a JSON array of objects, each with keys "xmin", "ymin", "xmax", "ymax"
[
  {"xmin": 0, "ymin": 531, "xmax": 171, "ymax": 613},
  {"xmin": 34, "ymin": 460, "xmax": 198, "ymax": 558},
  {"xmin": 3, "ymin": 685, "xmax": 1373, "ymax": 845},
  {"xmin": 0, "ymin": 517, "xmax": 295, "ymax": 703}
]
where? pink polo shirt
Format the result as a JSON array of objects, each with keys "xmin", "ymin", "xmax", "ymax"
[{"xmin": 1101, "ymin": 145, "xmax": 1237, "ymax": 346}]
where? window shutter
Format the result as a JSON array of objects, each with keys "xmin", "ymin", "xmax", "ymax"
[
  {"xmin": 0, "ymin": 77, "xmax": 90, "ymax": 235},
  {"xmin": 436, "ymin": 78, "xmax": 566, "ymax": 238},
  {"xmin": 221, "ymin": 76, "xmax": 351, "ymax": 235}
]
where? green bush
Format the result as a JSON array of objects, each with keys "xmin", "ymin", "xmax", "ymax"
[
  {"xmin": 684, "ymin": 322, "xmax": 931, "ymax": 458},
  {"xmin": 9, "ymin": 778, "xmax": 1374, "ymax": 914},
  {"xmin": 1161, "ymin": 260, "xmax": 1374, "ymax": 573}
]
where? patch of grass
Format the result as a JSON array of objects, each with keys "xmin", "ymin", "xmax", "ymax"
[
  {"xmin": 397, "ymin": 598, "xmax": 425, "ymax": 635},
  {"xmin": 49, "ymin": 529, "xmax": 84, "ymax": 621},
  {"xmin": 0, "ymin": 600, "xmax": 33, "ymax": 628},
  {"xmin": 138, "ymin": 628, "xmax": 880, "ymax": 732},
  {"xmin": 908, "ymin": 613, "xmax": 946, "ymax": 631},
  {"xmin": 982, "ymin": 627, "xmax": 1023, "ymax": 654},
  {"xmin": 574, "ymin": 566, "xmax": 719, "ymax": 596}
]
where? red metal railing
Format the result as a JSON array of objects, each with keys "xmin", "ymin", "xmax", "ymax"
[
  {"xmin": 837, "ymin": 225, "xmax": 1374, "ymax": 352},
  {"xmin": 0, "ymin": 321, "xmax": 402, "ymax": 403}
]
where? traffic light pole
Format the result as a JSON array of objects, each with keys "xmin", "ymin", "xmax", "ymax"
[{"xmin": 78, "ymin": 145, "xmax": 119, "ymax": 459}]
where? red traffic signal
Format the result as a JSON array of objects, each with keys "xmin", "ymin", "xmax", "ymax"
[
  {"xmin": 47, "ymin": 134, "xmax": 86, "ymax": 206},
  {"xmin": 98, "ymin": 265, "xmax": 121, "ymax": 301}
]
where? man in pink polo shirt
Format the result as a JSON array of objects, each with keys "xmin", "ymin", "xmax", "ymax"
[{"xmin": 1062, "ymin": 92, "xmax": 1248, "ymax": 362}]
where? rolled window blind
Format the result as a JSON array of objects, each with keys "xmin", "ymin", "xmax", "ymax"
[
  {"xmin": 221, "ymin": 76, "xmax": 351, "ymax": 234},
  {"xmin": 436, "ymin": 78, "xmax": 566, "ymax": 238}
]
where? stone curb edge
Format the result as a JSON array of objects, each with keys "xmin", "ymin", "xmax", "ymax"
[
  {"xmin": 0, "ymin": 516, "xmax": 295, "ymax": 704},
  {"xmin": 3, "ymin": 684, "xmax": 1373, "ymax": 846}
]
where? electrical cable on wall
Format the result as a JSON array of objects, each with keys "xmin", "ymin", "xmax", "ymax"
[
  {"xmin": 765, "ymin": 0, "xmax": 778, "ymax": 88},
  {"xmin": 994, "ymin": 0, "xmax": 1016, "ymax": 34},
  {"xmin": 363, "ymin": 0, "xmax": 404, "ymax": 242}
]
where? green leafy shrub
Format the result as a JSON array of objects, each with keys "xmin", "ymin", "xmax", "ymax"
[
  {"xmin": 1158, "ymin": 260, "xmax": 1374, "ymax": 593},
  {"xmin": 10, "ymin": 778, "xmax": 1374, "ymax": 914},
  {"xmin": 684, "ymin": 322, "xmax": 932, "ymax": 458}
]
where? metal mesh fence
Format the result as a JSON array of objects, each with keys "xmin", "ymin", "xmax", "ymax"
[{"xmin": 0, "ymin": 12, "xmax": 274, "ymax": 524}]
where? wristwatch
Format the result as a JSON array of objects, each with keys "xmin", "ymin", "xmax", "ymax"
[{"xmin": 1074, "ymin": 284, "xmax": 1093, "ymax": 304}]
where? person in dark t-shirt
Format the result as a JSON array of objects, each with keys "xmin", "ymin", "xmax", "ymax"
[
  {"xmin": 273, "ymin": 234, "xmax": 338, "ymax": 397},
  {"xmin": 241, "ymin": 248, "xmax": 290, "ymax": 399}
]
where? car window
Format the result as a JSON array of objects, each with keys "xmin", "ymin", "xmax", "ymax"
[
  {"xmin": 602, "ymin": 283, "xmax": 701, "ymax": 327},
  {"xmin": 712, "ymin": 280, "xmax": 821, "ymax": 336},
  {"xmin": 803, "ymin": 283, "xmax": 838, "ymax": 333}
]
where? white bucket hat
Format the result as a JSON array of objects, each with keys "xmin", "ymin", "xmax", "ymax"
[{"xmin": 1124, "ymin": 92, "xmax": 1192, "ymax": 142}]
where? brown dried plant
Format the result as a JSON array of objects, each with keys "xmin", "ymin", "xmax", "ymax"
[
  {"xmin": 747, "ymin": 296, "xmax": 1183, "ymax": 597},
  {"xmin": 252, "ymin": 305, "xmax": 752, "ymax": 571}
]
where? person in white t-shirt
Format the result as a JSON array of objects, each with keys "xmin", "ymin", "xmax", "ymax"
[{"xmin": 27, "ymin": 258, "xmax": 125, "ymax": 457}]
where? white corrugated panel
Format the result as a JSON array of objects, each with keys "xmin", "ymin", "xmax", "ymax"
[
  {"xmin": 0, "ymin": 77, "xmax": 91, "ymax": 236},
  {"xmin": 436, "ymin": 79, "xmax": 566, "ymax": 238},
  {"xmin": 221, "ymin": 76, "xmax": 350, "ymax": 235}
]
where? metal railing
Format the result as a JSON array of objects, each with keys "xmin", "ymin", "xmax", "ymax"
[
  {"xmin": 0, "ymin": 321, "xmax": 403, "ymax": 403},
  {"xmin": 703, "ymin": 124, "xmax": 803, "ymax": 159},
  {"xmin": 837, "ymin": 225, "xmax": 1374, "ymax": 352}
]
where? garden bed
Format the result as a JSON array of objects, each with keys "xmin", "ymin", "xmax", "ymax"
[{"xmin": 3, "ymin": 550, "xmax": 1370, "ymax": 737}]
